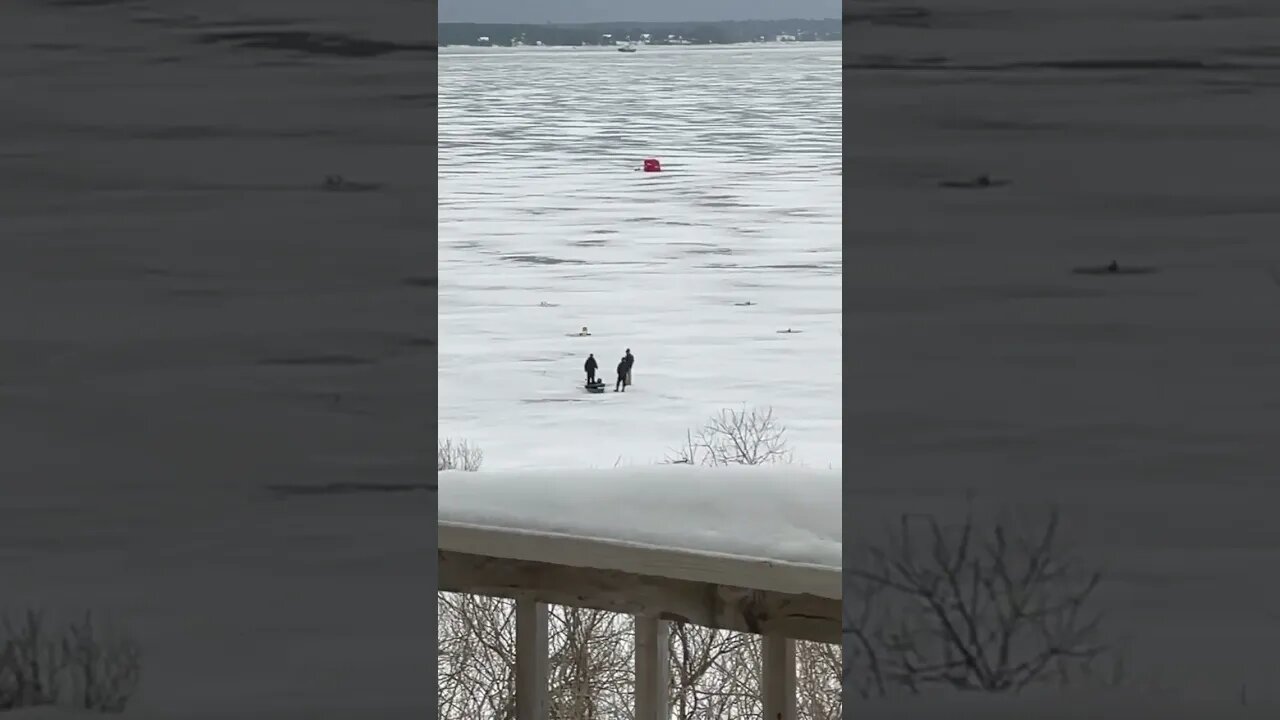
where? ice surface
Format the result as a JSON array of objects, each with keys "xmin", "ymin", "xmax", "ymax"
[
  {"xmin": 438, "ymin": 44, "xmax": 842, "ymax": 472},
  {"xmin": 441, "ymin": 465, "xmax": 840, "ymax": 569}
]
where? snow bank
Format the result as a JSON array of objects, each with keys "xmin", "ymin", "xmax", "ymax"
[{"xmin": 439, "ymin": 465, "xmax": 840, "ymax": 569}]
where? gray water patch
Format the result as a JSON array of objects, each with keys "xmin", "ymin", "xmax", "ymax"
[{"xmin": 503, "ymin": 254, "xmax": 587, "ymax": 266}]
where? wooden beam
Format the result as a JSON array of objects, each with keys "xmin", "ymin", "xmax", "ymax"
[
  {"xmin": 440, "ymin": 522, "xmax": 839, "ymax": 599},
  {"xmin": 761, "ymin": 634, "xmax": 796, "ymax": 720},
  {"xmin": 440, "ymin": 550, "xmax": 840, "ymax": 644},
  {"xmin": 634, "ymin": 616, "xmax": 670, "ymax": 720},
  {"xmin": 515, "ymin": 597, "xmax": 548, "ymax": 720}
]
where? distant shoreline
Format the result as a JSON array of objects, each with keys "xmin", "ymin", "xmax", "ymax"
[
  {"xmin": 439, "ymin": 41, "xmax": 840, "ymax": 54},
  {"xmin": 440, "ymin": 18, "xmax": 841, "ymax": 47}
]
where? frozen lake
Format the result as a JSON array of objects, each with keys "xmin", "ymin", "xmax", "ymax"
[{"xmin": 439, "ymin": 43, "xmax": 842, "ymax": 470}]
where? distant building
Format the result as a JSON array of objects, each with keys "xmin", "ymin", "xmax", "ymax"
[
  {"xmin": 775, "ymin": 34, "xmax": 797, "ymax": 42},
  {"xmin": 476, "ymin": 35, "xmax": 491, "ymax": 46}
]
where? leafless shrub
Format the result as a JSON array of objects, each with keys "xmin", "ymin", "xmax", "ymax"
[
  {"xmin": 664, "ymin": 406, "xmax": 792, "ymax": 466},
  {"xmin": 438, "ymin": 438, "xmax": 484, "ymax": 472},
  {"xmin": 0, "ymin": 609, "xmax": 141, "ymax": 713},
  {"xmin": 845, "ymin": 508, "xmax": 1111, "ymax": 695}
]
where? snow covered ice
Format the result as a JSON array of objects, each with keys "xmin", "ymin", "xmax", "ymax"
[
  {"xmin": 438, "ymin": 43, "xmax": 842, "ymax": 471},
  {"xmin": 440, "ymin": 465, "xmax": 841, "ymax": 571}
]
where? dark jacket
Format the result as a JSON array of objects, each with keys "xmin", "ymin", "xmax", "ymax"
[
  {"xmin": 623, "ymin": 351, "xmax": 634, "ymax": 370},
  {"xmin": 584, "ymin": 356, "xmax": 598, "ymax": 372},
  {"xmin": 616, "ymin": 360, "xmax": 628, "ymax": 376}
]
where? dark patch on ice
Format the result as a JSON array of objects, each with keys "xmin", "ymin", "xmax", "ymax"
[
  {"xmin": 1015, "ymin": 58, "xmax": 1248, "ymax": 71},
  {"xmin": 853, "ymin": 54, "xmax": 950, "ymax": 68},
  {"xmin": 776, "ymin": 329, "xmax": 803, "ymax": 334},
  {"xmin": 571, "ymin": 238, "xmax": 609, "ymax": 247},
  {"xmin": 504, "ymin": 254, "xmax": 586, "ymax": 266},
  {"xmin": 590, "ymin": 229, "xmax": 618, "ymax": 235},
  {"xmin": 402, "ymin": 276, "xmax": 436, "ymax": 287},
  {"xmin": 939, "ymin": 176, "xmax": 1012, "ymax": 189},
  {"xmin": 757, "ymin": 263, "xmax": 829, "ymax": 270},
  {"xmin": 688, "ymin": 247, "xmax": 733, "ymax": 255},
  {"xmin": 196, "ymin": 31, "xmax": 435, "ymax": 58},
  {"xmin": 259, "ymin": 354, "xmax": 376, "ymax": 367},
  {"xmin": 1072, "ymin": 265, "xmax": 1159, "ymax": 276},
  {"xmin": 321, "ymin": 175, "xmax": 383, "ymax": 192},
  {"xmin": 521, "ymin": 398, "xmax": 585, "ymax": 404},
  {"xmin": 734, "ymin": 301, "xmax": 757, "ymax": 306},
  {"xmin": 699, "ymin": 199, "xmax": 750, "ymax": 209},
  {"xmin": 267, "ymin": 482, "xmax": 434, "ymax": 497}
]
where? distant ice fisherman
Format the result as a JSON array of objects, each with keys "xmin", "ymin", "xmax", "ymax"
[{"xmin": 614, "ymin": 349, "xmax": 635, "ymax": 392}]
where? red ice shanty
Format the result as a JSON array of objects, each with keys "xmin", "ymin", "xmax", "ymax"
[{"xmin": 642, "ymin": 158, "xmax": 662, "ymax": 172}]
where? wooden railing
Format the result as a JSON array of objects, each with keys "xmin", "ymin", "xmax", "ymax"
[{"xmin": 440, "ymin": 523, "xmax": 840, "ymax": 720}]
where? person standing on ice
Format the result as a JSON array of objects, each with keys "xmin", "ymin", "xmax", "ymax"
[
  {"xmin": 614, "ymin": 357, "xmax": 628, "ymax": 392},
  {"xmin": 584, "ymin": 353, "xmax": 598, "ymax": 384},
  {"xmin": 622, "ymin": 348, "xmax": 635, "ymax": 388}
]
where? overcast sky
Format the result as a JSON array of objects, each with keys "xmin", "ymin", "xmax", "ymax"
[{"xmin": 439, "ymin": 0, "xmax": 838, "ymax": 24}]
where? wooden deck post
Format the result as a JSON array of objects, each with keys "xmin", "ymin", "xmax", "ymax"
[
  {"xmin": 634, "ymin": 616, "xmax": 670, "ymax": 720},
  {"xmin": 515, "ymin": 597, "xmax": 549, "ymax": 720},
  {"xmin": 761, "ymin": 634, "xmax": 796, "ymax": 720}
]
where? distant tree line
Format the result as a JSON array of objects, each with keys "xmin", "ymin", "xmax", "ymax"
[{"xmin": 439, "ymin": 18, "xmax": 840, "ymax": 47}]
